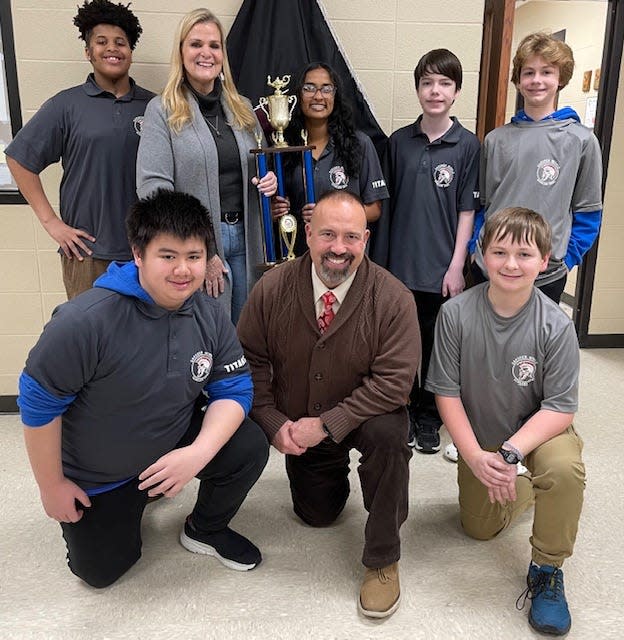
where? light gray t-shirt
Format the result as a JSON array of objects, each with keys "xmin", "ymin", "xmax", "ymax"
[{"xmin": 425, "ymin": 284, "xmax": 579, "ymax": 448}]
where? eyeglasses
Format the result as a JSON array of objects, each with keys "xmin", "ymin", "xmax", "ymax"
[{"xmin": 302, "ymin": 83, "xmax": 336, "ymax": 96}]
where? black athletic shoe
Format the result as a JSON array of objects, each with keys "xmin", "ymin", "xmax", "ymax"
[
  {"xmin": 414, "ymin": 418, "xmax": 441, "ymax": 454},
  {"xmin": 180, "ymin": 517, "xmax": 261, "ymax": 571}
]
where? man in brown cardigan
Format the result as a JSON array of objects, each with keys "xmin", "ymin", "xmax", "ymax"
[{"xmin": 238, "ymin": 190, "xmax": 421, "ymax": 618}]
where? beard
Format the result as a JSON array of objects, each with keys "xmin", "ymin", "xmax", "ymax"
[{"xmin": 318, "ymin": 251, "xmax": 355, "ymax": 287}]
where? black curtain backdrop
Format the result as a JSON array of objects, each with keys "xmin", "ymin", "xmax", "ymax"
[{"xmin": 226, "ymin": 0, "xmax": 387, "ymax": 157}]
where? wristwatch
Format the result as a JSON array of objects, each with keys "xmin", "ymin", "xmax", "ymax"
[{"xmin": 498, "ymin": 440, "xmax": 524, "ymax": 465}]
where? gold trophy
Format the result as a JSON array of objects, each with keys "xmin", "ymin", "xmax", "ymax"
[
  {"xmin": 279, "ymin": 212, "xmax": 297, "ymax": 260},
  {"xmin": 258, "ymin": 75, "xmax": 297, "ymax": 148}
]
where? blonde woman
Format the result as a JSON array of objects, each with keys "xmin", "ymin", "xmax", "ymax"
[{"xmin": 137, "ymin": 8, "xmax": 276, "ymax": 323}]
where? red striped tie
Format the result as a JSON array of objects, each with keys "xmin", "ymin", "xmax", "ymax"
[{"xmin": 318, "ymin": 291, "xmax": 337, "ymax": 333}]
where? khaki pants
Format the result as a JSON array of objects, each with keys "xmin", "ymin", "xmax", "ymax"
[
  {"xmin": 457, "ymin": 426, "xmax": 585, "ymax": 567},
  {"xmin": 61, "ymin": 256, "xmax": 112, "ymax": 299}
]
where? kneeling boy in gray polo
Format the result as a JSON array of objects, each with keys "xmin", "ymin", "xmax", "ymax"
[
  {"xmin": 426, "ymin": 207, "xmax": 584, "ymax": 637},
  {"xmin": 19, "ymin": 190, "xmax": 268, "ymax": 587}
]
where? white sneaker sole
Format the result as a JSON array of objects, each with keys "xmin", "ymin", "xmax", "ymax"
[
  {"xmin": 443, "ymin": 443, "xmax": 458, "ymax": 463},
  {"xmin": 179, "ymin": 530, "xmax": 258, "ymax": 571},
  {"xmin": 358, "ymin": 593, "xmax": 401, "ymax": 618}
]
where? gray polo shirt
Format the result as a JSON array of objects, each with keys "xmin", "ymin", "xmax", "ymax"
[
  {"xmin": 6, "ymin": 74, "xmax": 154, "ymax": 260},
  {"xmin": 22, "ymin": 284, "xmax": 250, "ymax": 489},
  {"xmin": 284, "ymin": 130, "xmax": 389, "ymax": 254},
  {"xmin": 425, "ymin": 283, "xmax": 579, "ymax": 449},
  {"xmin": 372, "ymin": 117, "xmax": 480, "ymax": 293}
]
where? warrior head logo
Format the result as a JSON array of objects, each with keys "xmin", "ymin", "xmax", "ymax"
[
  {"xmin": 190, "ymin": 351, "xmax": 213, "ymax": 382},
  {"xmin": 329, "ymin": 165, "xmax": 349, "ymax": 189},
  {"xmin": 434, "ymin": 163, "xmax": 455, "ymax": 188},
  {"xmin": 512, "ymin": 355, "xmax": 537, "ymax": 387},
  {"xmin": 133, "ymin": 116, "xmax": 144, "ymax": 136},
  {"xmin": 536, "ymin": 159, "xmax": 560, "ymax": 186}
]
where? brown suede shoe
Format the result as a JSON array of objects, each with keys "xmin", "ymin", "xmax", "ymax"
[{"xmin": 358, "ymin": 562, "xmax": 401, "ymax": 618}]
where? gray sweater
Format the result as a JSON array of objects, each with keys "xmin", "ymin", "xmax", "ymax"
[{"xmin": 137, "ymin": 91, "xmax": 265, "ymax": 318}]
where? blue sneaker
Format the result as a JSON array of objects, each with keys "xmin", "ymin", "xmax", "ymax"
[{"xmin": 516, "ymin": 563, "xmax": 571, "ymax": 635}]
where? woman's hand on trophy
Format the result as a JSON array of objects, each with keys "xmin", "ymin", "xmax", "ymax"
[
  {"xmin": 205, "ymin": 254, "xmax": 228, "ymax": 298},
  {"xmin": 301, "ymin": 202, "xmax": 316, "ymax": 224},
  {"xmin": 271, "ymin": 195, "xmax": 290, "ymax": 220},
  {"xmin": 253, "ymin": 171, "xmax": 278, "ymax": 197}
]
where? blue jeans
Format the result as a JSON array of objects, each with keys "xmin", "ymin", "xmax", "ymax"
[{"xmin": 221, "ymin": 221, "xmax": 247, "ymax": 324}]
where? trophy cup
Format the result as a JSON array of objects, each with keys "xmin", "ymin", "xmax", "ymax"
[
  {"xmin": 258, "ymin": 75, "xmax": 297, "ymax": 148},
  {"xmin": 251, "ymin": 77, "xmax": 316, "ymax": 267}
]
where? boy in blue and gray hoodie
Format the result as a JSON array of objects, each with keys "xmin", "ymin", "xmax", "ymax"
[
  {"xmin": 19, "ymin": 190, "xmax": 268, "ymax": 587},
  {"xmin": 471, "ymin": 32, "xmax": 603, "ymax": 304}
]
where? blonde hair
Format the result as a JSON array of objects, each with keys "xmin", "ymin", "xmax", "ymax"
[
  {"xmin": 511, "ymin": 32, "xmax": 575, "ymax": 89},
  {"xmin": 161, "ymin": 8, "xmax": 256, "ymax": 133},
  {"xmin": 481, "ymin": 207, "xmax": 552, "ymax": 258}
]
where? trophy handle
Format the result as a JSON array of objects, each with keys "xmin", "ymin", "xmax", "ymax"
[
  {"xmin": 258, "ymin": 96, "xmax": 270, "ymax": 120},
  {"xmin": 288, "ymin": 94, "xmax": 297, "ymax": 119}
]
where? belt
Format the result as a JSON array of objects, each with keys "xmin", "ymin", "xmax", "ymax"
[{"xmin": 221, "ymin": 211, "xmax": 241, "ymax": 224}]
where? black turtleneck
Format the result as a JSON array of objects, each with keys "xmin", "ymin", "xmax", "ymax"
[{"xmin": 187, "ymin": 80, "xmax": 244, "ymax": 215}]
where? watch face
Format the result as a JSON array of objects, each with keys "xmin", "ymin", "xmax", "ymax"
[{"xmin": 500, "ymin": 448, "xmax": 519, "ymax": 464}]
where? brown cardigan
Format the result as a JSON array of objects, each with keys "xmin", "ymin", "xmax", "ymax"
[{"xmin": 237, "ymin": 253, "xmax": 421, "ymax": 443}]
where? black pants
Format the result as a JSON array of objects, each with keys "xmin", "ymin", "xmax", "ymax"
[
  {"xmin": 60, "ymin": 415, "xmax": 269, "ymax": 588},
  {"xmin": 409, "ymin": 290, "xmax": 446, "ymax": 426},
  {"xmin": 285, "ymin": 407, "xmax": 411, "ymax": 568},
  {"xmin": 470, "ymin": 262, "xmax": 567, "ymax": 304}
]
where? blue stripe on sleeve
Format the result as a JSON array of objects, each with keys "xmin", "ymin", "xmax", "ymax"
[
  {"xmin": 204, "ymin": 373, "xmax": 253, "ymax": 416},
  {"xmin": 564, "ymin": 210, "xmax": 602, "ymax": 270},
  {"xmin": 18, "ymin": 372, "xmax": 76, "ymax": 427},
  {"xmin": 468, "ymin": 207, "xmax": 485, "ymax": 254}
]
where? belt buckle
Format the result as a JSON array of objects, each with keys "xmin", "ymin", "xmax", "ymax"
[{"xmin": 223, "ymin": 211, "xmax": 240, "ymax": 225}]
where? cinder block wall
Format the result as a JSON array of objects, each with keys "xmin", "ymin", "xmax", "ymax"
[{"xmin": 1, "ymin": 0, "xmax": 485, "ymax": 395}]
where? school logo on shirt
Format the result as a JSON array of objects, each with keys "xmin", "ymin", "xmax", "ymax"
[
  {"xmin": 190, "ymin": 351, "xmax": 213, "ymax": 382},
  {"xmin": 133, "ymin": 116, "xmax": 144, "ymax": 136},
  {"xmin": 536, "ymin": 159, "xmax": 560, "ymax": 186},
  {"xmin": 433, "ymin": 163, "xmax": 455, "ymax": 188},
  {"xmin": 511, "ymin": 355, "xmax": 537, "ymax": 387},
  {"xmin": 329, "ymin": 165, "xmax": 349, "ymax": 189}
]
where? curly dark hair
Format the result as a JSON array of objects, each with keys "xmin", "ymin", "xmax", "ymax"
[
  {"xmin": 73, "ymin": 0, "xmax": 142, "ymax": 50},
  {"xmin": 284, "ymin": 62, "xmax": 361, "ymax": 178}
]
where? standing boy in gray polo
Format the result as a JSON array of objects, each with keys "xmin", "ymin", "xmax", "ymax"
[
  {"xmin": 372, "ymin": 49, "xmax": 480, "ymax": 454},
  {"xmin": 6, "ymin": 0, "xmax": 154, "ymax": 298},
  {"xmin": 427, "ymin": 207, "xmax": 585, "ymax": 636}
]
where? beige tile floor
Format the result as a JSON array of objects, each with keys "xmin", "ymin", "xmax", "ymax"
[{"xmin": 1, "ymin": 348, "xmax": 622, "ymax": 639}]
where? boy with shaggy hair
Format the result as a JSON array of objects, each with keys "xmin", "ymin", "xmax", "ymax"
[
  {"xmin": 427, "ymin": 207, "xmax": 585, "ymax": 636},
  {"xmin": 6, "ymin": 0, "xmax": 154, "ymax": 298},
  {"xmin": 372, "ymin": 49, "xmax": 480, "ymax": 454},
  {"xmin": 470, "ymin": 32, "xmax": 602, "ymax": 305}
]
